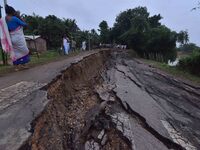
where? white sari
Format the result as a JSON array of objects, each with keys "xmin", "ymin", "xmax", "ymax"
[{"xmin": 10, "ymin": 27, "xmax": 29, "ymax": 60}]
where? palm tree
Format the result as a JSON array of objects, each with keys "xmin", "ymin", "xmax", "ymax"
[{"xmin": 177, "ymin": 30, "xmax": 189, "ymax": 45}]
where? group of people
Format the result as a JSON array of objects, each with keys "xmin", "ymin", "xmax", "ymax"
[
  {"xmin": 62, "ymin": 36, "xmax": 87, "ymax": 55},
  {"xmin": 0, "ymin": 4, "xmax": 88, "ymax": 71},
  {"xmin": 1, "ymin": 4, "xmax": 126, "ymax": 72},
  {"xmin": 0, "ymin": 4, "xmax": 30, "ymax": 71}
]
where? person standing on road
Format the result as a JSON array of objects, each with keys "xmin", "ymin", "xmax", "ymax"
[
  {"xmin": 63, "ymin": 35, "xmax": 70, "ymax": 55},
  {"xmin": 5, "ymin": 5, "xmax": 30, "ymax": 71},
  {"xmin": 81, "ymin": 41, "xmax": 86, "ymax": 51},
  {"xmin": 71, "ymin": 39, "xmax": 76, "ymax": 52}
]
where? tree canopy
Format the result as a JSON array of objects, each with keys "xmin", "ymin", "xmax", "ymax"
[
  {"xmin": 98, "ymin": 20, "xmax": 110, "ymax": 43},
  {"xmin": 23, "ymin": 14, "xmax": 93, "ymax": 48},
  {"xmin": 178, "ymin": 43, "xmax": 199, "ymax": 52},
  {"xmin": 22, "ymin": 7, "xmax": 191, "ymax": 62},
  {"xmin": 108, "ymin": 7, "xmax": 185, "ymax": 62},
  {"xmin": 177, "ymin": 30, "xmax": 189, "ymax": 46}
]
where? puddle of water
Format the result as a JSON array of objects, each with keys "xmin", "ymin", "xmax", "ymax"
[{"xmin": 168, "ymin": 59, "xmax": 179, "ymax": 66}]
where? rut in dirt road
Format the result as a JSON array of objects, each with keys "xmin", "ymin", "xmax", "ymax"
[{"xmin": 18, "ymin": 50, "xmax": 199, "ymax": 150}]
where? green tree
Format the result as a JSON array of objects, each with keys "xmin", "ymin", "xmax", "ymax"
[
  {"xmin": 23, "ymin": 14, "xmax": 80, "ymax": 48},
  {"xmin": 177, "ymin": 30, "xmax": 189, "ymax": 45},
  {"xmin": 178, "ymin": 43, "xmax": 199, "ymax": 52},
  {"xmin": 112, "ymin": 7, "xmax": 150, "ymax": 43},
  {"xmin": 98, "ymin": 21, "xmax": 110, "ymax": 43},
  {"xmin": 23, "ymin": 14, "xmax": 44, "ymax": 34},
  {"xmin": 111, "ymin": 6, "xmax": 177, "ymax": 62},
  {"xmin": 63, "ymin": 19, "xmax": 79, "ymax": 38},
  {"xmin": 38, "ymin": 15, "xmax": 66, "ymax": 48},
  {"xmin": 148, "ymin": 14, "xmax": 162, "ymax": 28},
  {"xmin": 147, "ymin": 26, "xmax": 177, "ymax": 62},
  {"xmin": 90, "ymin": 29, "xmax": 100, "ymax": 48}
]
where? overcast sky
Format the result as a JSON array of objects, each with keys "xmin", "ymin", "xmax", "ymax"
[{"xmin": 2, "ymin": 0, "xmax": 200, "ymax": 45}]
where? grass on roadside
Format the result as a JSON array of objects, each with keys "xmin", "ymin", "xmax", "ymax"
[
  {"xmin": 142, "ymin": 59, "xmax": 200, "ymax": 85},
  {"xmin": 30, "ymin": 50, "xmax": 61, "ymax": 65}
]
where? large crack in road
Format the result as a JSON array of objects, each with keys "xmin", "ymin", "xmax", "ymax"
[{"xmin": 1, "ymin": 50, "xmax": 200, "ymax": 150}]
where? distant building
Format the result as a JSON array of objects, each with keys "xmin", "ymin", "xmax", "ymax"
[{"xmin": 25, "ymin": 35, "xmax": 47, "ymax": 52}]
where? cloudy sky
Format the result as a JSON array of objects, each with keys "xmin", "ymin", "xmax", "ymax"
[{"xmin": 2, "ymin": 0, "xmax": 200, "ymax": 45}]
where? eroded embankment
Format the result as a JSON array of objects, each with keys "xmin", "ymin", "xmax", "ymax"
[
  {"xmin": 19, "ymin": 50, "xmax": 131, "ymax": 150},
  {"xmin": 17, "ymin": 50, "xmax": 199, "ymax": 150}
]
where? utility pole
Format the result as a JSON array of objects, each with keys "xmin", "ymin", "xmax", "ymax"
[
  {"xmin": 88, "ymin": 33, "xmax": 91, "ymax": 51},
  {"xmin": 4, "ymin": 0, "xmax": 7, "ymax": 7},
  {"xmin": 2, "ymin": 0, "xmax": 8, "ymax": 65},
  {"xmin": 0, "ymin": 4, "xmax": 7, "ymax": 65}
]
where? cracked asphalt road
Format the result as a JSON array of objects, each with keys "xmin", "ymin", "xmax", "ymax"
[
  {"xmin": 104, "ymin": 50, "xmax": 200, "ymax": 149},
  {"xmin": 0, "ymin": 51, "xmax": 98, "ymax": 90},
  {"xmin": 0, "ymin": 49, "xmax": 200, "ymax": 150},
  {"xmin": 0, "ymin": 50, "xmax": 102, "ymax": 150}
]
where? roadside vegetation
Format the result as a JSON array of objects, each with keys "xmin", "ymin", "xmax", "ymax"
[
  {"xmin": 179, "ymin": 48, "xmax": 200, "ymax": 76},
  {"xmin": 128, "ymin": 48, "xmax": 200, "ymax": 85},
  {"xmin": 140, "ymin": 43, "xmax": 200, "ymax": 84},
  {"xmin": 142, "ymin": 58, "xmax": 200, "ymax": 85}
]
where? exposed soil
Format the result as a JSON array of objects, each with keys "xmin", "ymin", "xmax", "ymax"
[
  {"xmin": 19, "ymin": 50, "xmax": 132, "ymax": 150},
  {"xmin": 18, "ymin": 50, "xmax": 200, "ymax": 150}
]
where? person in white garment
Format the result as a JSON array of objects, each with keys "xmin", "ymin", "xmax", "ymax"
[
  {"xmin": 4, "ymin": 5, "xmax": 30, "ymax": 71},
  {"xmin": 63, "ymin": 35, "xmax": 70, "ymax": 55},
  {"xmin": 81, "ymin": 41, "xmax": 86, "ymax": 51}
]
